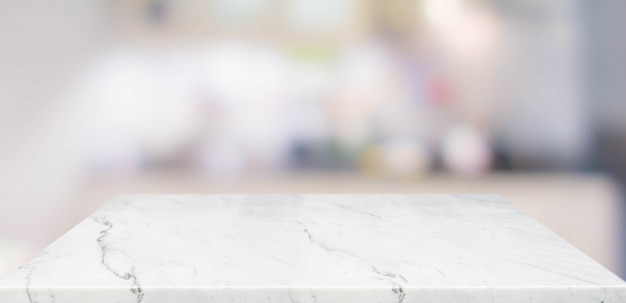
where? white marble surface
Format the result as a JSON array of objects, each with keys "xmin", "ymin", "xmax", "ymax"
[{"xmin": 0, "ymin": 194, "xmax": 624, "ymax": 303}]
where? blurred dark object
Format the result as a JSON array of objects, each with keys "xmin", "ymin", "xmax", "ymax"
[{"xmin": 581, "ymin": 0, "xmax": 626, "ymax": 277}]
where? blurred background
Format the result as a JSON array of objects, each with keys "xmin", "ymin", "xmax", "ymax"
[{"xmin": 1, "ymin": 0, "xmax": 626, "ymax": 279}]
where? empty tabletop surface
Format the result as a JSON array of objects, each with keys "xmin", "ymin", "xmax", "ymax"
[{"xmin": 1, "ymin": 194, "xmax": 624, "ymax": 303}]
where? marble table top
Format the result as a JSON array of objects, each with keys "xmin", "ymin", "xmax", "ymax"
[{"xmin": 1, "ymin": 194, "xmax": 624, "ymax": 303}]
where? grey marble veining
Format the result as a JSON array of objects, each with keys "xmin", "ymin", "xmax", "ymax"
[{"xmin": 0, "ymin": 194, "xmax": 624, "ymax": 302}]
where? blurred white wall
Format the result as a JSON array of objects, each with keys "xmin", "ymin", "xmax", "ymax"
[{"xmin": 0, "ymin": 0, "xmax": 105, "ymax": 245}]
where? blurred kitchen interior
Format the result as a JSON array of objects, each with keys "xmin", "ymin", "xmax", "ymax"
[{"xmin": 1, "ymin": 0, "xmax": 626, "ymax": 279}]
